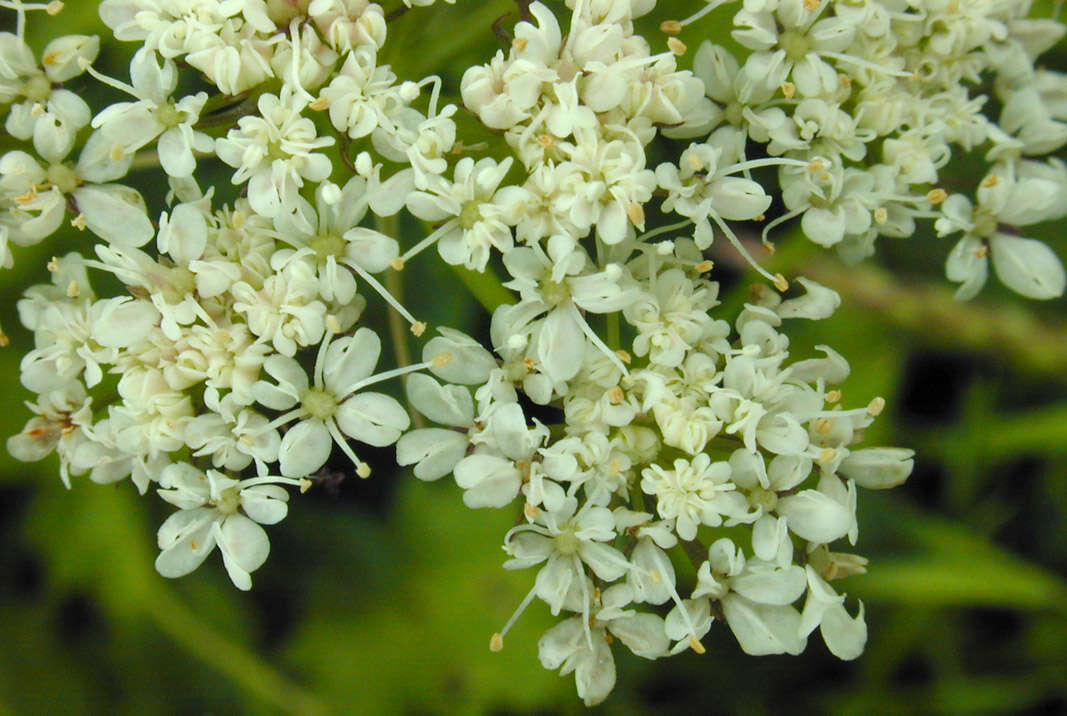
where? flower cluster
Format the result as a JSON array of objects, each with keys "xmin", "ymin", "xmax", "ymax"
[{"xmin": 2, "ymin": 0, "xmax": 1062, "ymax": 705}]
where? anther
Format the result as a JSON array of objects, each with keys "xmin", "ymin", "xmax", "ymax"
[
  {"xmin": 512, "ymin": 36, "xmax": 528, "ymax": 51},
  {"xmin": 309, "ymin": 96, "xmax": 330, "ymax": 111},
  {"xmin": 390, "ymin": 257, "xmax": 405, "ymax": 271},
  {"xmin": 773, "ymin": 273, "xmax": 789, "ymax": 292},
  {"xmin": 299, "ymin": 478, "xmax": 313, "ymax": 493},
  {"xmin": 695, "ymin": 260, "xmax": 714, "ymax": 273},
  {"xmin": 981, "ymin": 174, "xmax": 998, "ymax": 188},
  {"xmin": 432, "ymin": 352, "xmax": 453, "ymax": 370},
  {"xmin": 825, "ymin": 389, "xmax": 842, "ymax": 403},
  {"xmin": 607, "ymin": 386, "xmax": 624, "ymax": 404},
  {"xmin": 615, "ymin": 350, "xmax": 632, "ymax": 364},
  {"xmin": 660, "ymin": 20, "xmax": 682, "ymax": 34},
  {"xmin": 867, "ymin": 396, "xmax": 885, "ymax": 416},
  {"xmin": 926, "ymin": 188, "xmax": 947, "ymax": 204},
  {"xmin": 781, "ymin": 82, "xmax": 796, "ymax": 99},
  {"xmin": 874, "ymin": 207, "xmax": 888, "ymax": 224},
  {"xmin": 668, "ymin": 37, "xmax": 687, "ymax": 55},
  {"xmin": 411, "ymin": 321, "xmax": 427, "ymax": 337},
  {"xmin": 489, "ymin": 633, "xmax": 504, "ymax": 652},
  {"xmin": 975, "ymin": 245, "xmax": 988, "ymax": 258},
  {"xmin": 0, "ymin": 331, "xmax": 8, "ymax": 348},
  {"xmin": 356, "ymin": 462, "xmax": 372, "ymax": 478},
  {"xmin": 524, "ymin": 502, "xmax": 541, "ymax": 520},
  {"xmin": 47, "ymin": 1, "xmax": 63, "ymax": 15},
  {"xmin": 689, "ymin": 636, "xmax": 706, "ymax": 654},
  {"xmin": 626, "ymin": 202, "xmax": 645, "ymax": 226},
  {"xmin": 71, "ymin": 213, "xmax": 87, "ymax": 230}
]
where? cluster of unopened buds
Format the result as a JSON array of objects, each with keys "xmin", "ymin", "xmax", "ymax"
[{"xmin": 3, "ymin": 0, "xmax": 1064, "ymax": 704}]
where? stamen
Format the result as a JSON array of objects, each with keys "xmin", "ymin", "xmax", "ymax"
[
  {"xmin": 341, "ymin": 257, "xmax": 423, "ymax": 329},
  {"xmin": 493, "ymin": 585, "xmax": 539, "ymax": 651}
]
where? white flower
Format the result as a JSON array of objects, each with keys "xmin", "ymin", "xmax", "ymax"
[
  {"xmin": 640, "ymin": 454, "xmax": 736, "ymax": 541},
  {"xmin": 154, "ymin": 464, "xmax": 300, "ymax": 590},
  {"xmin": 215, "ymin": 88, "xmax": 334, "ymax": 218},
  {"xmin": 252, "ymin": 327, "xmax": 413, "ymax": 478},
  {"xmin": 90, "ymin": 48, "xmax": 214, "ymax": 177}
]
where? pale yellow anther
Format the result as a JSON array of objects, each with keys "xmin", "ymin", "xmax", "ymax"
[
  {"xmin": 874, "ymin": 207, "xmax": 888, "ymax": 225},
  {"xmin": 695, "ymin": 260, "xmax": 714, "ymax": 273},
  {"xmin": 668, "ymin": 37, "xmax": 687, "ymax": 55},
  {"xmin": 781, "ymin": 82, "xmax": 796, "ymax": 99},
  {"xmin": 660, "ymin": 20, "xmax": 682, "ymax": 34},
  {"xmin": 432, "ymin": 352, "xmax": 453, "ymax": 370},
  {"xmin": 593, "ymin": 587, "xmax": 602, "ymax": 600},
  {"xmin": 825, "ymin": 389, "xmax": 842, "ymax": 404},
  {"xmin": 607, "ymin": 386, "xmax": 624, "ymax": 404},
  {"xmin": 411, "ymin": 321, "xmax": 427, "ymax": 337},
  {"xmin": 190, "ymin": 540, "xmax": 199, "ymax": 550},
  {"xmin": 626, "ymin": 202, "xmax": 645, "ymax": 226},
  {"xmin": 818, "ymin": 448, "xmax": 836, "ymax": 465},
  {"xmin": 839, "ymin": 74, "xmax": 851, "ymax": 89},
  {"xmin": 14, "ymin": 187, "xmax": 38, "ymax": 205},
  {"xmin": 762, "ymin": 240, "xmax": 775, "ymax": 254},
  {"xmin": 110, "ymin": 144, "xmax": 125, "ymax": 161},
  {"xmin": 356, "ymin": 462, "xmax": 372, "ymax": 478},
  {"xmin": 47, "ymin": 1, "xmax": 64, "ymax": 15},
  {"xmin": 926, "ymin": 188, "xmax": 947, "ymax": 204},
  {"xmin": 299, "ymin": 478, "xmax": 313, "ymax": 493},
  {"xmin": 814, "ymin": 418, "xmax": 832, "ymax": 435},
  {"xmin": 867, "ymin": 396, "xmax": 886, "ymax": 416},
  {"xmin": 512, "ymin": 36, "xmax": 528, "ymax": 52},
  {"xmin": 46, "ymin": 256, "xmax": 60, "ymax": 273},
  {"xmin": 686, "ymin": 152, "xmax": 704, "ymax": 172},
  {"xmin": 309, "ymin": 96, "xmax": 330, "ymax": 111},
  {"xmin": 975, "ymin": 245, "xmax": 989, "ymax": 258},
  {"xmin": 808, "ymin": 158, "xmax": 826, "ymax": 172},
  {"xmin": 42, "ymin": 51, "xmax": 59, "ymax": 66},
  {"xmin": 536, "ymin": 133, "xmax": 554, "ymax": 148},
  {"xmin": 30, "ymin": 102, "xmax": 45, "ymax": 117},
  {"xmin": 71, "ymin": 213, "xmax": 87, "ymax": 230},
  {"xmin": 615, "ymin": 349, "xmax": 632, "ymax": 364},
  {"xmin": 66, "ymin": 280, "xmax": 80, "ymax": 298},
  {"xmin": 390, "ymin": 257, "xmax": 405, "ymax": 271},
  {"xmin": 981, "ymin": 174, "xmax": 999, "ymax": 188},
  {"xmin": 803, "ymin": 0, "xmax": 820, "ymax": 10},
  {"xmin": 0, "ymin": 331, "xmax": 9, "ymax": 348},
  {"xmin": 489, "ymin": 633, "xmax": 504, "ymax": 652},
  {"xmin": 773, "ymin": 273, "xmax": 789, "ymax": 292},
  {"xmin": 326, "ymin": 314, "xmax": 342, "ymax": 333},
  {"xmin": 607, "ymin": 458, "xmax": 622, "ymax": 475},
  {"xmin": 524, "ymin": 502, "xmax": 541, "ymax": 520},
  {"xmin": 689, "ymin": 636, "xmax": 706, "ymax": 654}
]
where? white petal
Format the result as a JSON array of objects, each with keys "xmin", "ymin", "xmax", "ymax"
[
  {"xmin": 722, "ymin": 593, "xmax": 805, "ymax": 655},
  {"xmin": 278, "ymin": 419, "xmax": 332, "ymax": 477},
  {"xmin": 990, "ymin": 234, "xmax": 1066, "ymax": 299},
  {"xmin": 777, "ymin": 489, "xmax": 853, "ymax": 544},
  {"xmin": 216, "ymin": 515, "xmax": 270, "ymax": 591},
  {"xmin": 395, "ymin": 428, "xmax": 468, "ymax": 481},
  {"xmin": 335, "ymin": 392, "xmax": 409, "ymax": 447},
  {"xmin": 239, "ymin": 485, "xmax": 290, "ymax": 525}
]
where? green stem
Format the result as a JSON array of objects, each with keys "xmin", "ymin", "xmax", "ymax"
[
  {"xmin": 449, "ymin": 263, "xmax": 514, "ymax": 314},
  {"xmin": 142, "ymin": 583, "xmax": 329, "ymax": 716}
]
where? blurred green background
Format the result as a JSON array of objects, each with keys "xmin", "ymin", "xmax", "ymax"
[{"xmin": 1, "ymin": 1, "xmax": 1066, "ymax": 714}]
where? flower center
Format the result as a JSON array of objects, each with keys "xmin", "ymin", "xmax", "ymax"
[
  {"xmin": 459, "ymin": 200, "xmax": 482, "ymax": 230},
  {"xmin": 779, "ymin": 31, "xmax": 810, "ymax": 62},
  {"xmin": 555, "ymin": 529, "xmax": 580, "ymax": 555},
  {"xmin": 156, "ymin": 101, "xmax": 184, "ymax": 129},
  {"xmin": 22, "ymin": 73, "xmax": 51, "ymax": 103},
  {"xmin": 302, "ymin": 387, "xmax": 338, "ymax": 420},
  {"xmin": 215, "ymin": 486, "xmax": 241, "ymax": 514},
  {"xmin": 46, "ymin": 163, "xmax": 79, "ymax": 195},
  {"xmin": 750, "ymin": 487, "xmax": 778, "ymax": 512},
  {"xmin": 309, "ymin": 233, "xmax": 346, "ymax": 262}
]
